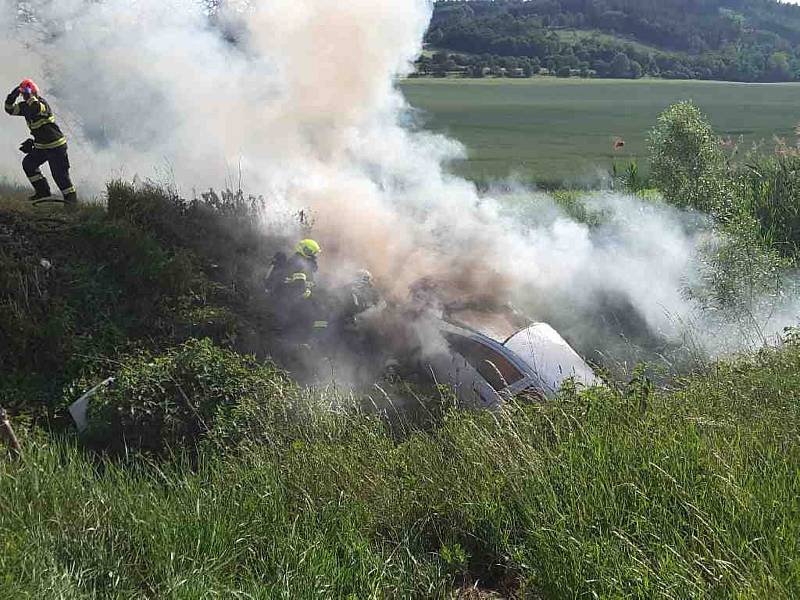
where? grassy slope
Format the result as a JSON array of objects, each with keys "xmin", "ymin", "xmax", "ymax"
[
  {"xmin": 551, "ymin": 29, "xmax": 663, "ymax": 55},
  {"xmin": 1, "ymin": 345, "xmax": 799, "ymax": 598},
  {"xmin": 401, "ymin": 78, "xmax": 800, "ymax": 184},
  {"xmin": 0, "ymin": 192, "xmax": 231, "ymax": 417},
  {"xmin": 0, "ymin": 193, "xmax": 799, "ymax": 598}
]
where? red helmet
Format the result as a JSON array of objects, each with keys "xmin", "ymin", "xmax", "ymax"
[{"xmin": 19, "ymin": 79, "xmax": 39, "ymax": 96}]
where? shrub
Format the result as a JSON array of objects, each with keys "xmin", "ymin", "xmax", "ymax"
[
  {"xmin": 687, "ymin": 215, "xmax": 795, "ymax": 343},
  {"xmin": 648, "ymin": 101, "xmax": 733, "ymax": 216},
  {"xmin": 105, "ymin": 180, "xmax": 295, "ymax": 305},
  {"xmin": 80, "ymin": 339, "xmax": 292, "ymax": 453},
  {"xmin": 106, "ymin": 180, "xmax": 184, "ymax": 238}
]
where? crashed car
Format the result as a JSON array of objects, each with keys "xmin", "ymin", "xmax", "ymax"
[
  {"xmin": 69, "ymin": 301, "xmax": 600, "ymax": 430},
  {"xmin": 428, "ymin": 307, "xmax": 600, "ymax": 409}
]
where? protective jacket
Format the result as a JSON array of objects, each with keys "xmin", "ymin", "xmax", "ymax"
[
  {"xmin": 266, "ymin": 252, "xmax": 318, "ymax": 301},
  {"xmin": 5, "ymin": 93, "xmax": 67, "ymax": 150},
  {"xmin": 281, "ymin": 253, "xmax": 318, "ymax": 301},
  {"xmin": 266, "ymin": 251, "xmax": 328, "ymax": 335}
]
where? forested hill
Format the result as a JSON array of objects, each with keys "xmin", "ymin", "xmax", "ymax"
[{"xmin": 421, "ymin": 0, "xmax": 800, "ymax": 81}]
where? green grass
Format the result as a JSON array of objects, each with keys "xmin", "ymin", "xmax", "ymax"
[
  {"xmin": 2, "ymin": 342, "xmax": 799, "ymax": 598},
  {"xmin": 552, "ymin": 28, "xmax": 662, "ymax": 55},
  {"xmin": 401, "ymin": 78, "xmax": 800, "ymax": 184}
]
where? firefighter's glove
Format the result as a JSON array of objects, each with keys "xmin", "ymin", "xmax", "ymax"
[
  {"xmin": 19, "ymin": 139, "xmax": 34, "ymax": 154},
  {"xmin": 6, "ymin": 88, "xmax": 19, "ymax": 104}
]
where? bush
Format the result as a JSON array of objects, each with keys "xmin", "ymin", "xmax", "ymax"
[
  {"xmin": 80, "ymin": 339, "xmax": 292, "ymax": 453},
  {"xmin": 0, "ymin": 182, "xmax": 290, "ymax": 416},
  {"xmin": 687, "ymin": 215, "xmax": 795, "ymax": 344},
  {"xmin": 648, "ymin": 101, "xmax": 733, "ymax": 216},
  {"xmin": 648, "ymin": 103, "xmax": 800, "ymax": 327},
  {"xmin": 106, "ymin": 180, "xmax": 185, "ymax": 240}
]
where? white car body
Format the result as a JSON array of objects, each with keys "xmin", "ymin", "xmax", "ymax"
[{"xmin": 430, "ymin": 309, "xmax": 600, "ymax": 409}]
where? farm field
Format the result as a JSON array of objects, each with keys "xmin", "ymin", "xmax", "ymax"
[{"xmin": 401, "ymin": 78, "xmax": 800, "ymax": 185}]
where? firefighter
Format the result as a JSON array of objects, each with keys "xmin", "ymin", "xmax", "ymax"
[
  {"xmin": 5, "ymin": 79, "xmax": 76, "ymax": 205},
  {"xmin": 349, "ymin": 269, "xmax": 381, "ymax": 316},
  {"xmin": 334, "ymin": 269, "xmax": 382, "ymax": 332},
  {"xmin": 265, "ymin": 239, "xmax": 328, "ymax": 337},
  {"xmin": 329, "ymin": 268, "xmax": 384, "ymax": 370}
]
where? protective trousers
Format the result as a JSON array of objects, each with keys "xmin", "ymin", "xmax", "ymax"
[{"xmin": 22, "ymin": 145, "xmax": 76, "ymax": 203}]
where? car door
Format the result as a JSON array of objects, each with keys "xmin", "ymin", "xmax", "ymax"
[{"xmin": 441, "ymin": 332, "xmax": 529, "ymax": 407}]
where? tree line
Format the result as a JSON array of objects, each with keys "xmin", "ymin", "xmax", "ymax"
[{"xmin": 420, "ymin": 0, "xmax": 800, "ymax": 81}]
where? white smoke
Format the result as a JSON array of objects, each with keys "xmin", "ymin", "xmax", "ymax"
[{"xmin": 0, "ymin": 0, "xmax": 796, "ymax": 361}]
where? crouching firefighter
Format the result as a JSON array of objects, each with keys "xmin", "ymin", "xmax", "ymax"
[
  {"xmin": 5, "ymin": 79, "xmax": 76, "ymax": 205},
  {"xmin": 265, "ymin": 239, "xmax": 329, "ymax": 343}
]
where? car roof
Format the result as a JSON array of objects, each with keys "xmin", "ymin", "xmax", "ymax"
[{"xmin": 439, "ymin": 311, "xmax": 600, "ymax": 396}]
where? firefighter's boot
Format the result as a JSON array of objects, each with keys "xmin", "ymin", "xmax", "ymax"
[{"xmin": 28, "ymin": 178, "xmax": 51, "ymax": 202}]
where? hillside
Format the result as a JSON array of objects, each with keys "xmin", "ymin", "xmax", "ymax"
[
  {"xmin": 421, "ymin": 0, "xmax": 800, "ymax": 81},
  {"xmin": 1, "ymin": 183, "xmax": 799, "ymax": 598},
  {"xmin": 2, "ymin": 102, "xmax": 800, "ymax": 596}
]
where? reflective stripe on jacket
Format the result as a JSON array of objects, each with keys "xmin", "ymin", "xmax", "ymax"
[{"xmin": 5, "ymin": 94, "xmax": 67, "ymax": 150}]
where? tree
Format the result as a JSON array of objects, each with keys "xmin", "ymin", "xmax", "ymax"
[
  {"xmin": 432, "ymin": 51, "xmax": 449, "ymax": 66},
  {"xmin": 630, "ymin": 60, "xmax": 643, "ymax": 79},
  {"xmin": 415, "ymin": 56, "xmax": 432, "ymax": 76},
  {"xmin": 647, "ymin": 55, "xmax": 660, "ymax": 76},
  {"xmin": 767, "ymin": 52, "xmax": 792, "ymax": 82},
  {"xmin": 610, "ymin": 52, "xmax": 631, "ymax": 78},
  {"xmin": 648, "ymin": 101, "xmax": 732, "ymax": 215},
  {"xmin": 424, "ymin": 0, "xmax": 800, "ymax": 84}
]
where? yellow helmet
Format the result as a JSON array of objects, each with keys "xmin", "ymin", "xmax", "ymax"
[{"xmin": 295, "ymin": 239, "xmax": 321, "ymax": 259}]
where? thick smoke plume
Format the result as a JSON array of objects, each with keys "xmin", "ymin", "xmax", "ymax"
[{"xmin": 0, "ymin": 0, "xmax": 796, "ymax": 362}]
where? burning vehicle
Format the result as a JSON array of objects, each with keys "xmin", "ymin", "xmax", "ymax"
[
  {"xmin": 68, "ymin": 274, "xmax": 602, "ymax": 432},
  {"xmin": 339, "ymin": 277, "xmax": 601, "ymax": 409},
  {"xmin": 426, "ymin": 306, "xmax": 601, "ymax": 409}
]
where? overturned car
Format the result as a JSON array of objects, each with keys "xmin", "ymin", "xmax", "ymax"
[{"xmin": 427, "ymin": 307, "xmax": 601, "ymax": 409}]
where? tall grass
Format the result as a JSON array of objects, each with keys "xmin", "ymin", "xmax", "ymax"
[
  {"xmin": 2, "ymin": 340, "xmax": 799, "ymax": 598},
  {"xmin": 737, "ymin": 151, "xmax": 800, "ymax": 259}
]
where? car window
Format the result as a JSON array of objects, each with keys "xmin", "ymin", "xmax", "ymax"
[{"xmin": 445, "ymin": 333, "xmax": 524, "ymax": 391}]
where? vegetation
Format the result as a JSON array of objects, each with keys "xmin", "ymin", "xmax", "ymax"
[
  {"xmin": 0, "ymin": 182, "xmax": 289, "ymax": 419},
  {"xmin": 648, "ymin": 100, "xmax": 733, "ymax": 215},
  {"xmin": 2, "ymin": 99, "xmax": 800, "ymax": 597},
  {"xmin": 420, "ymin": 0, "xmax": 800, "ymax": 82},
  {"xmin": 2, "ymin": 343, "xmax": 800, "ymax": 598},
  {"xmin": 649, "ymin": 99, "xmax": 800, "ymax": 264},
  {"xmin": 78, "ymin": 339, "xmax": 291, "ymax": 453}
]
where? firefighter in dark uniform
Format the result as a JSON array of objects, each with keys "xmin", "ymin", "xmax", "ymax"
[
  {"xmin": 265, "ymin": 239, "xmax": 328, "ymax": 340},
  {"xmin": 329, "ymin": 269, "xmax": 384, "ymax": 374},
  {"xmin": 5, "ymin": 79, "xmax": 77, "ymax": 205}
]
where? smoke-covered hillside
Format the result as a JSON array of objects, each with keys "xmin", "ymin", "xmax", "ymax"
[{"xmin": 0, "ymin": 0, "xmax": 781, "ymax": 372}]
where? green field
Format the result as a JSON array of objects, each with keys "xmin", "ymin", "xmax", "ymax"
[{"xmin": 401, "ymin": 78, "xmax": 800, "ymax": 184}]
